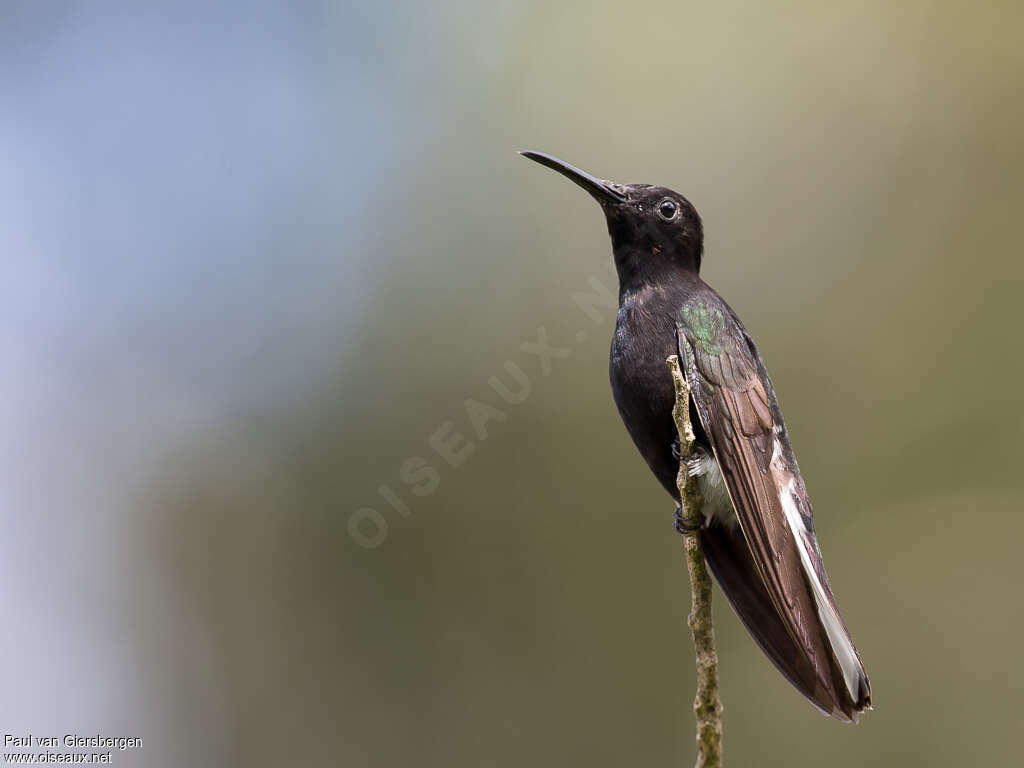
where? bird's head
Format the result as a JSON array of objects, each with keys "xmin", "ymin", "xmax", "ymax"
[{"xmin": 520, "ymin": 150, "xmax": 703, "ymax": 284}]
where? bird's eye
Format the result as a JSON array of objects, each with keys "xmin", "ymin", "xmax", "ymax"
[{"xmin": 657, "ymin": 199, "xmax": 678, "ymax": 221}]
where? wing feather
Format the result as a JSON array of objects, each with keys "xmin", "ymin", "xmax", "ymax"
[{"xmin": 678, "ymin": 294, "xmax": 870, "ymax": 719}]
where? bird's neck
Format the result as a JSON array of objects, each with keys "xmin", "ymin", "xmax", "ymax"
[{"xmin": 612, "ymin": 243, "xmax": 700, "ymax": 300}]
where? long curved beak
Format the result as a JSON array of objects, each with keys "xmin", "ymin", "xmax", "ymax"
[{"xmin": 519, "ymin": 150, "xmax": 627, "ymax": 203}]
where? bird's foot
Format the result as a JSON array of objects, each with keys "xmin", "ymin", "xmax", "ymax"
[
  {"xmin": 684, "ymin": 454, "xmax": 707, "ymax": 477},
  {"xmin": 673, "ymin": 441, "xmax": 709, "ymax": 478},
  {"xmin": 674, "ymin": 505, "xmax": 702, "ymax": 534}
]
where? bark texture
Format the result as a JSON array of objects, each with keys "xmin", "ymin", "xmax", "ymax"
[{"xmin": 667, "ymin": 351, "xmax": 724, "ymax": 768}]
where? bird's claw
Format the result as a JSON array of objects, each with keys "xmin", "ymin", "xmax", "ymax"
[
  {"xmin": 674, "ymin": 505, "xmax": 702, "ymax": 534},
  {"xmin": 672, "ymin": 440, "xmax": 707, "ymax": 477}
]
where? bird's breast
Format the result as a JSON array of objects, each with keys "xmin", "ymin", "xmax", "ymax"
[{"xmin": 609, "ymin": 289, "xmax": 685, "ymax": 497}]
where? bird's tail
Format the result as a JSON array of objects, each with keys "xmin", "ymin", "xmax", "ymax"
[{"xmin": 699, "ymin": 520, "xmax": 871, "ymax": 721}]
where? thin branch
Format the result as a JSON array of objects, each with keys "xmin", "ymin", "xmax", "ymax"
[{"xmin": 666, "ymin": 352, "xmax": 724, "ymax": 768}]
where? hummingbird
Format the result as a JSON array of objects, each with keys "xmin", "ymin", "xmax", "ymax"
[{"xmin": 520, "ymin": 150, "xmax": 871, "ymax": 722}]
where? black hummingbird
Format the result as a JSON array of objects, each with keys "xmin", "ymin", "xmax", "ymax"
[{"xmin": 521, "ymin": 150, "xmax": 871, "ymax": 722}]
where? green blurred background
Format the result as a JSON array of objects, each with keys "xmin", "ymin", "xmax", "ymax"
[{"xmin": 2, "ymin": 1, "xmax": 1022, "ymax": 766}]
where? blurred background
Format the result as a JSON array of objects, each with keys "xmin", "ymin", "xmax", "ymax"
[{"xmin": 2, "ymin": 1, "xmax": 1022, "ymax": 765}]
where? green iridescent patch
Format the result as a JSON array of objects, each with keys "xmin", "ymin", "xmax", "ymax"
[{"xmin": 680, "ymin": 300, "xmax": 725, "ymax": 355}]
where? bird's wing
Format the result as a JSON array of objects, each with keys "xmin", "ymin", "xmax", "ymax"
[{"xmin": 677, "ymin": 292, "xmax": 870, "ymax": 719}]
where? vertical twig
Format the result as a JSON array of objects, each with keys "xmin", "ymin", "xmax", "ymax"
[{"xmin": 666, "ymin": 353, "xmax": 723, "ymax": 768}]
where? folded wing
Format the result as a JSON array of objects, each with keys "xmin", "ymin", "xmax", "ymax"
[{"xmin": 678, "ymin": 294, "xmax": 870, "ymax": 721}]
